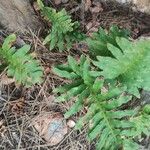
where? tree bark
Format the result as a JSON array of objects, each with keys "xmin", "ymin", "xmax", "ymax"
[{"xmin": 0, "ymin": 0, "xmax": 42, "ymax": 33}]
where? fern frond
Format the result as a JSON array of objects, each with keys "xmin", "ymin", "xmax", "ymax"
[
  {"xmin": 0, "ymin": 34, "xmax": 43, "ymax": 86},
  {"xmin": 87, "ymin": 25, "xmax": 130, "ymax": 57},
  {"xmin": 93, "ymin": 37, "xmax": 150, "ymax": 97},
  {"xmin": 53, "ymin": 55, "xmax": 142, "ymax": 150},
  {"xmin": 39, "ymin": 1, "xmax": 85, "ymax": 51},
  {"xmin": 77, "ymin": 91, "xmax": 140, "ymax": 150}
]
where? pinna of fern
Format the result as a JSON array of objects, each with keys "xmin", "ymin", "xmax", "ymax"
[
  {"xmin": 38, "ymin": 0, "xmax": 85, "ymax": 51},
  {"xmin": 0, "ymin": 34, "xmax": 43, "ymax": 86},
  {"xmin": 53, "ymin": 55, "xmax": 150, "ymax": 150}
]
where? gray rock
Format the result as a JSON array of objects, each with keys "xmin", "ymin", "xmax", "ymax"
[
  {"xmin": 102, "ymin": 0, "xmax": 150, "ymax": 14},
  {"xmin": 0, "ymin": 0, "xmax": 43, "ymax": 33}
]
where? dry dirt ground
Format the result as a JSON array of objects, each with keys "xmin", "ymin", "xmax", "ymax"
[{"xmin": 0, "ymin": 1, "xmax": 150, "ymax": 150}]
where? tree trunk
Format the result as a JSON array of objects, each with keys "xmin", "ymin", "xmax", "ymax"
[{"xmin": 0, "ymin": 0, "xmax": 42, "ymax": 33}]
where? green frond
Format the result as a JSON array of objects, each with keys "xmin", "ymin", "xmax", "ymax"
[
  {"xmin": 0, "ymin": 34, "xmax": 43, "ymax": 86},
  {"xmin": 40, "ymin": 4, "xmax": 85, "ymax": 51},
  {"xmin": 83, "ymin": 90, "xmax": 138, "ymax": 150},
  {"xmin": 87, "ymin": 25, "xmax": 130, "ymax": 57},
  {"xmin": 53, "ymin": 55, "xmax": 142, "ymax": 150},
  {"xmin": 93, "ymin": 37, "xmax": 150, "ymax": 97}
]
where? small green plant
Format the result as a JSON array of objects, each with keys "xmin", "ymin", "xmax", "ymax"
[
  {"xmin": 87, "ymin": 25, "xmax": 130, "ymax": 57},
  {"xmin": 53, "ymin": 26, "xmax": 150, "ymax": 149},
  {"xmin": 38, "ymin": 0, "xmax": 85, "ymax": 51},
  {"xmin": 0, "ymin": 34, "xmax": 43, "ymax": 86}
]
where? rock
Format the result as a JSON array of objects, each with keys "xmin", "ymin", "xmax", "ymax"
[
  {"xmin": 67, "ymin": 120, "xmax": 76, "ymax": 128},
  {"xmin": 0, "ymin": 0, "xmax": 43, "ymax": 33},
  {"xmin": 102, "ymin": 0, "xmax": 150, "ymax": 14},
  {"xmin": 32, "ymin": 112, "xmax": 68, "ymax": 146}
]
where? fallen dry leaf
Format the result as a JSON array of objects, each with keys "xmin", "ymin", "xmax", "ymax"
[
  {"xmin": 44, "ymin": 67, "xmax": 51, "ymax": 74},
  {"xmin": 33, "ymin": 1, "xmax": 40, "ymax": 12},
  {"xmin": 0, "ymin": 75, "xmax": 15, "ymax": 85},
  {"xmin": 8, "ymin": 98, "xmax": 25, "ymax": 115},
  {"xmin": 32, "ymin": 112, "xmax": 68, "ymax": 146},
  {"xmin": 85, "ymin": 0, "xmax": 92, "ymax": 11},
  {"xmin": 86, "ymin": 22, "xmax": 93, "ymax": 30},
  {"xmin": 90, "ymin": 2, "xmax": 103, "ymax": 13},
  {"xmin": 0, "ymin": 118, "xmax": 7, "ymax": 137},
  {"xmin": 86, "ymin": 21, "xmax": 100, "ymax": 36},
  {"xmin": 54, "ymin": 0, "xmax": 61, "ymax": 5}
]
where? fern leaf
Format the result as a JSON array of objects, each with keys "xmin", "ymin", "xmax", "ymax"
[{"xmin": 93, "ymin": 37, "xmax": 150, "ymax": 97}]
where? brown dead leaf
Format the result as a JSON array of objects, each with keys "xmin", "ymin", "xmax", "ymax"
[
  {"xmin": 0, "ymin": 75, "xmax": 15, "ymax": 85},
  {"xmin": 32, "ymin": 112, "xmax": 68, "ymax": 146},
  {"xmin": 54, "ymin": 0, "xmax": 61, "ymax": 5},
  {"xmin": 0, "ymin": 118, "xmax": 7, "ymax": 137},
  {"xmin": 33, "ymin": 1, "xmax": 40, "ymax": 12},
  {"xmin": 86, "ymin": 21, "xmax": 100, "ymax": 36},
  {"xmin": 90, "ymin": 2, "xmax": 103, "ymax": 13},
  {"xmin": 86, "ymin": 22, "xmax": 93, "ymax": 30},
  {"xmin": 85, "ymin": 0, "xmax": 92, "ymax": 11},
  {"xmin": 44, "ymin": 67, "xmax": 51, "ymax": 74},
  {"xmin": 8, "ymin": 98, "xmax": 25, "ymax": 115}
]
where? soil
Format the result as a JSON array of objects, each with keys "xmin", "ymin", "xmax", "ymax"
[{"xmin": 0, "ymin": 0, "xmax": 150, "ymax": 150}]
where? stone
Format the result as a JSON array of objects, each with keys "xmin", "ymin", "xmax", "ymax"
[
  {"xmin": 0, "ymin": 0, "xmax": 43, "ymax": 33},
  {"xmin": 102, "ymin": 0, "xmax": 150, "ymax": 14},
  {"xmin": 32, "ymin": 112, "xmax": 68, "ymax": 146}
]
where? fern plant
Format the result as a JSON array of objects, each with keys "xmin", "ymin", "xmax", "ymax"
[
  {"xmin": 53, "ymin": 24, "xmax": 150, "ymax": 149},
  {"xmin": 38, "ymin": 0, "xmax": 85, "ymax": 51},
  {"xmin": 0, "ymin": 34, "xmax": 43, "ymax": 86},
  {"xmin": 53, "ymin": 55, "xmax": 150, "ymax": 150},
  {"xmin": 87, "ymin": 25, "xmax": 130, "ymax": 57}
]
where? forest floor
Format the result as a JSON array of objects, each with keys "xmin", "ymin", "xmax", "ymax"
[{"xmin": 0, "ymin": 1, "xmax": 150, "ymax": 150}]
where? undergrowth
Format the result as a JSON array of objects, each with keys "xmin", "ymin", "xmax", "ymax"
[
  {"xmin": 0, "ymin": 1, "xmax": 150, "ymax": 149},
  {"xmin": 37, "ymin": 1, "xmax": 150, "ymax": 149}
]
